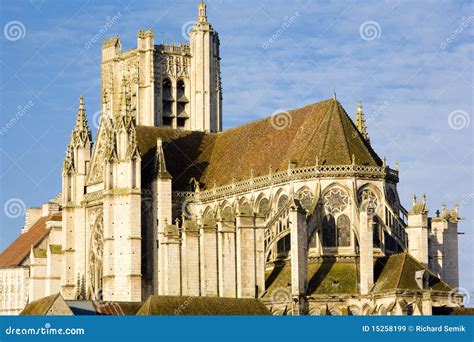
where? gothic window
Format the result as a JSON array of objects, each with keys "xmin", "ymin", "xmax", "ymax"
[
  {"xmin": 203, "ymin": 208, "xmax": 215, "ymax": 226},
  {"xmin": 358, "ymin": 188, "xmax": 378, "ymax": 211},
  {"xmin": 297, "ymin": 189, "xmax": 314, "ymax": 211},
  {"xmin": 277, "ymin": 194, "xmax": 288, "ymax": 211},
  {"xmin": 323, "ymin": 188, "xmax": 349, "ymax": 214},
  {"xmin": 258, "ymin": 198, "xmax": 270, "ymax": 215},
  {"xmin": 162, "ymin": 78, "xmax": 173, "ymax": 127},
  {"xmin": 88, "ymin": 213, "xmax": 104, "ymax": 300},
  {"xmin": 322, "ymin": 215, "xmax": 336, "ymax": 247},
  {"xmin": 373, "ymin": 216, "xmax": 381, "ymax": 248},
  {"xmin": 176, "ymin": 79, "xmax": 189, "ymax": 128},
  {"xmin": 337, "ymin": 215, "xmax": 351, "ymax": 247}
]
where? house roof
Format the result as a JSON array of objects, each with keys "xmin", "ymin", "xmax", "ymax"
[
  {"xmin": 137, "ymin": 98, "xmax": 382, "ymax": 190},
  {"xmin": 20, "ymin": 293, "xmax": 73, "ymax": 316},
  {"xmin": 372, "ymin": 253, "xmax": 451, "ymax": 293},
  {"xmin": 0, "ymin": 213, "xmax": 61, "ymax": 268},
  {"xmin": 136, "ymin": 295, "xmax": 270, "ymax": 315}
]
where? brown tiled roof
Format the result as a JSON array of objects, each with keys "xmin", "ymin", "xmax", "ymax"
[
  {"xmin": 137, "ymin": 99, "xmax": 382, "ymax": 190},
  {"xmin": 0, "ymin": 212, "xmax": 61, "ymax": 268}
]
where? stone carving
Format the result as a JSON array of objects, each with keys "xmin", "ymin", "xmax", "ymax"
[
  {"xmin": 297, "ymin": 189, "xmax": 314, "ymax": 211},
  {"xmin": 323, "ymin": 188, "xmax": 349, "ymax": 214},
  {"xmin": 88, "ymin": 211, "xmax": 104, "ymax": 300},
  {"xmin": 358, "ymin": 188, "xmax": 378, "ymax": 211}
]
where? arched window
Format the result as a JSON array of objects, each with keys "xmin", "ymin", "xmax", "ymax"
[
  {"xmin": 322, "ymin": 215, "xmax": 336, "ymax": 247},
  {"xmin": 176, "ymin": 79, "xmax": 189, "ymax": 128},
  {"xmin": 162, "ymin": 78, "xmax": 173, "ymax": 127},
  {"xmin": 277, "ymin": 194, "xmax": 288, "ymax": 211},
  {"xmin": 337, "ymin": 215, "xmax": 351, "ymax": 247},
  {"xmin": 258, "ymin": 198, "xmax": 270, "ymax": 215},
  {"xmin": 373, "ymin": 216, "xmax": 381, "ymax": 248}
]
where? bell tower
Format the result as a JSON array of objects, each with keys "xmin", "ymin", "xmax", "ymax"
[{"xmin": 189, "ymin": 0, "xmax": 222, "ymax": 132}]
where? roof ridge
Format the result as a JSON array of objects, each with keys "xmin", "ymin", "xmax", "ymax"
[
  {"xmin": 297, "ymin": 100, "xmax": 335, "ymax": 163},
  {"xmin": 395, "ymin": 253, "xmax": 408, "ymax": 288},
  {"xmin": 217, "ymin": 98, "xmax": 334, "ymax": 134},
  {"xmin": 333, "ymin": 101, "xmax": 352, "ymax": 163},
  {"xmin": 45, "ymin": 293, "xmax": 61, "ymax": 313},
  {"xmin": 318, "ymin": 100, "xmax": 337, "ymax": 162},
  {"xmin": 404, "ymin": 253, "xmax": 452, "ymax": 290}
]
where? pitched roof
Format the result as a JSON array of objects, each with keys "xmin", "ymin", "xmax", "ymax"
[
  {"xmin": 264, "ymin": 258, "xmax": 358, "ymax": 297},
  {"xmin": 137, "ymin": 98, "xmax": 382, "ymax": 191},
  {"xmin": 20, "ymin": 293, "xmax": 73, "ymax": 316},
  {"xmin": 373, "ymin": 253, "xmax": 451, "ymax": 293},
  {"xmin": 0, "ymin": 213, "xmax": 62, "ymax": 268},
  {"xmin": 136, "ymin": 295, "xmax": 270, "ymax": 315}
]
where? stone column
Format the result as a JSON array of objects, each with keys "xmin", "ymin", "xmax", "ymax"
[
  {"xmin": 160, "ymin": 224, "xmax": 182, "ymax": 295},
  {"xmin": 360, "ymin": 206, "xmax": 374, "ymax": 295},
  {"xmin": 289, "ymin": 199, "xmax": 308, "ymax": 315},
  {"xmin": 199, "ymin": 222, "xmax": 218, "ymax": 296},
  {"xmin": 422, "ymin": 291, "xmax": 432, "ymax": 315},
  {"xmin": 181, "ymin": 220, "xmax": 200, "ymax": 296},
  {"xmin": 236, "ymin": 213, "xmax": 257, "ymax": 298},
  {"xmin": 217, "ymin": 216, "xmax": 236, "ymax": 297},
  {"xmin": 254, "ymin": 214, "xmax": 266, "ymax": 298}
]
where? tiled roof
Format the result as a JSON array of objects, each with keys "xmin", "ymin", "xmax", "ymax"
[
  {"xmin": 372, "ymin": 253, "xmax": 451, "ymax": 293},
  {"xmin": 264, "ymin": 258, "xmax": 358, "ymax": 297},
  {"xmin": 137, "ymin": 98, "xmax": 382, "ymax": 190},
  {"xmin": 20, "ymin": 293, "xmax": 73, "ymax": 315},
  {"xmin": 0, "ymin": 213, "xmax": 61, "ymax": 268},
  {"xmin": 264, "ymin": 253, "xmax": 451, "ymax": 297},
  {"xmin": 136, "ymin": 295, "xmax": 270, "ymax": 315}
]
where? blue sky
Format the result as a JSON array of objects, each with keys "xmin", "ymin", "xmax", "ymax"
[{"xmin": 0, "ymin": 0, "xmax": 472, "ymax": 301}]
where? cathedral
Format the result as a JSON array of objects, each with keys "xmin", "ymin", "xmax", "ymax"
[{"xmin": 0, "ymin": 2, "xmax": 467, "ymax": 316}]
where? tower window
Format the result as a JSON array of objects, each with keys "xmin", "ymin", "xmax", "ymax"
[
  {"xmin": 176, "ymin": 79, "xmax": 189, "ymax": 128},
  {"xmin": 162, "ymin": 78, "xmax": 174, "ymax": 127}
]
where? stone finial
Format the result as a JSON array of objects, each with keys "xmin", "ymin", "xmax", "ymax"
[
  {"xmin": 198, "ymin": 0, "xmax": 208, "ymax": 23},
  {"xmin": 442, "ymin": 203, "xmax": 446, "ymax": 212},
  {"xmin": 454, "ymin": 204, "xmax": 460, "ymax": 214},
  {"xmin": 412, "ymin": 194, "xmax": 417, "ymax": 206},
  {"xmin": 382, "ymin": 157, "xmax": 387, "ymax": 168},
  {"xmin": 355, "ymin": 100, "xmax": 370, "ymax": 143},
  {"xmin": 422, "ymin": 194, "xmax": 427, "ymax": 205},
  {"xmin": 72, "ymin": 95, "xmax": 92, "ymax": 147}
]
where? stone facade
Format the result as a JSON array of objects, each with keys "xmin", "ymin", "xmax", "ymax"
[{"xmin": 0, "ymin": 1, "xmax": 465, "ymax": 316}]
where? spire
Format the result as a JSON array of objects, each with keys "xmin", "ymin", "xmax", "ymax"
[
  {"xmin": 355, "ymin": 100, "xmax": 370, "ymax": 143},
  {"xmin": 198, "ymin": 1, "xmax": 208, "ymax": 23},
  {"xmin": 72, "ymin": 95, "xmax": 92, "ymax": 147},
  {"xmin": 154, "ymin": 138, "xmax": 171, "ymax": 178}
]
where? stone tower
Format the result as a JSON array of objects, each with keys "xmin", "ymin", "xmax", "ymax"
[
  {"xmin": 100, "ymin": 1, "xmax": 222, "ymax": 132},
  {"xmin": 189, "ymin": 0, "xmax": 222, "ymax": 132},
  {"xmin": 406, "ymin": 195, "xmax": 429, "ymax": 266},
  {"xmin": 61, "ymin": 96, "xmax": 92, "ymax": 299},
  {"xmin": 429, "ymin": 205, "xmax": 460, "ymax": 287}
]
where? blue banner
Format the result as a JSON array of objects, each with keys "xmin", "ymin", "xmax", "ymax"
[{"xmin": 0, "ymin": 316, "xmax": 472, "ymax": 342}]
